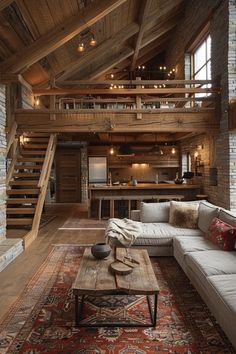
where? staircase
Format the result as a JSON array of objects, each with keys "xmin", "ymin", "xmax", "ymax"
[{"xmin": 6, "ymin": 133, "xmax": 57, "ymax": 248}]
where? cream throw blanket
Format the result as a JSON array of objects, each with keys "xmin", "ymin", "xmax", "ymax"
[{"xmin": 105, "ymin": 218, "xmax": 142, "ymax": 247}]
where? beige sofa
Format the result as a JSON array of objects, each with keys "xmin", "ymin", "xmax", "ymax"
[{"xmin": 107, "ymin": 200, "xmax": 236, "ymax": 349}]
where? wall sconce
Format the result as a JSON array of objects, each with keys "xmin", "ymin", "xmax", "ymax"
[
  {"xmin": 77, "ymin": 42, "xmax": 85, "ymax": 52},
  {"xmin": 109, "ymin": 146, "xmax": 115, "ymax": 155},
  {"xmin": 77, "ymin": 30, "xmax": 97, "ymax": 53},
  {"xmin": 34, "ymin": 97, "xmax": 40, "ymax": 107}
]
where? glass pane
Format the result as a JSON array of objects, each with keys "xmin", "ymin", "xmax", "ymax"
[
  {"xmin": 195, "ymin": 66, "xmax": 207, "ymax": 80},
  {"xmin": 194, "ymin": 42, "xmax": 206, "ymax": 72},
  {"xmin": 207, "ymin": 61, "xmax": 211, "ymax": 79},
  {"xmin": 207, "ymin": 36, "xmax": 211, "ymax": 60}
]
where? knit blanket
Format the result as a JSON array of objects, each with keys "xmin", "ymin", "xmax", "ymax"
[{"xmin": 105, "ymin": 218, "xmax": 142, "ymax": 247}]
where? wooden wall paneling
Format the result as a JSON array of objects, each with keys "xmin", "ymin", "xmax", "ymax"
[
  {"xmin": 0, "ymin": 0, "xmax": 14, "ymax": 12},
  {"xmin": 56, "ymin": 149, "xmax": 81, "ymax": 202}
]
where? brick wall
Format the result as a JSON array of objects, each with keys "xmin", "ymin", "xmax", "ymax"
[
  {"xmin": 0, "ymin": 85, "xmax": 6, "ymax": 240},
  {"xmin": 165, "ymin": 0, "xmax": 232, "ymax": 209}
]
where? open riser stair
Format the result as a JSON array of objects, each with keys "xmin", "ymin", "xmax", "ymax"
[{"xmin": 6, "ymin": 133, "xmax": 57, "ymax": 248}]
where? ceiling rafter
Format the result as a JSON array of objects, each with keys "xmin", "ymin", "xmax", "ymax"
[
  {"xmin": 0, "ymin": 0, "xmax": 127, "ymax": 74},
  {"xmin": 78, "ymin": 19, "xmax": 179, "ymax": 81},
  {"xmin": 130, "ymin": 0, "xmax": 153, "ymax": 71},
  {"xmin": 0, "ymin": 0, "xmax": 14, "ymax": 12}
]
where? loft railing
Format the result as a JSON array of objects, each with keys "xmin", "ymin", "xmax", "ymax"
[{"xmin": 32, "ymin": 79, "xmax": 220, "ymax": 112}]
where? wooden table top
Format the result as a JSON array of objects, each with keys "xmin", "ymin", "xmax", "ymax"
[{"xmin": 72, "ymin": 247, "xmax": 159, "ymax": 296}]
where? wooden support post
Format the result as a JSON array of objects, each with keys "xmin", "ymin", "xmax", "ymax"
[
  {"xmin": 136, "ymin": 77, "xmax": 142, "ymax": 119},
  {"xmin": 50, "ymin": 76, "xmax": 56, "ymax": 121}
]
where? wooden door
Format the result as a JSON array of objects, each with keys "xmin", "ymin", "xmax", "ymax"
[{"xmin": 56, "ymin": 149, "xmax": 81, "ymax": 202}]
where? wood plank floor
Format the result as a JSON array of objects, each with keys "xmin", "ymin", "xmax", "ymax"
[{"xmin": 0, "ymin": 203, "xmax": 105, "ymax": 321}]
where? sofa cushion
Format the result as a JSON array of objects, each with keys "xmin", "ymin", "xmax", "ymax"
[
  {"xmin": 205, "ymin": 274, "xmax": 236, "ymax": 349},
  {"xmin": 140, "ymin": 202, "xmax": 170, "ymax": 223},
  {"xmin": 205, "ymin": 217, "xmax": 236, "ymax": 251},
  {"xmin": 135, "ymin": 222, "xmax": 203, "ymax": 247},
  {"xmin": 185, "ymin": 250, "xmax": 236, "ymax": 286},
  {"xmin": 169, "ymin": 201, "xmax": 199, "ymax": 229},
  {"xmin": 198, "ymin": 201, "xmax": 219, "ymax": 233},
  {"xmin": 219, "ymin": 208, "xmax": 236, "ymax": 227}
]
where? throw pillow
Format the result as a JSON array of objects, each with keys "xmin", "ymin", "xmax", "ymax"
[
  {"xmin": 205, "ymin": 217, "xmax": 236, "ymax": 251},
  {"xmin": 140, "ymin": 202, "xmax": 170, "ymax": 223},
  {"xmin": 169, "ymin": 201, "xmax": 199, "ymax": 229},
  {"xmin": 198, "ymin": 201, "xmax": 219, "ymax": 233}
]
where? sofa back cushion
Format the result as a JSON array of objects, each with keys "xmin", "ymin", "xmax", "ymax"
[
  {"xmin": 169, "ymin": 201, "xmax": 199, "ymax": 229},
  {"xmin": 198, "ymin": 201, "xmax": 219, "ymax": 233},
  {"xmin": 218, "ymin": 209, "xmax": 236, "ymax": 249},
  {"xmin": 140, "ymin": 202, "xmax": 170, "ymax": 223},
  {"xmin": 205, "ymin": 217, "xmax": 236, "ymax": 251}
]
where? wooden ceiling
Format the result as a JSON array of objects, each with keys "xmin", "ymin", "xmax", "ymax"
[{"xmin": 0, "ymin": 0, "xmax": 184, "ymax": 87}]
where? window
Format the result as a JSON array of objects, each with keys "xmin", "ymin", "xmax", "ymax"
[
  {"xmin": 191, "ymin": 35, "xmax": 211, "ymax": 97},
  {"xmin": 181, "ymin": 152, "xmax": 191, "ymax": 174}
]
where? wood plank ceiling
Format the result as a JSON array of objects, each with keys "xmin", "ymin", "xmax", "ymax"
[{"xmin": 0, "ymin": 0, "xmax": 184, "ymax": 86}]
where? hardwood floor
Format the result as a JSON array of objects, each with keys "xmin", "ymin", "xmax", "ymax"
[{"xmin": 0, "ymin": 203, "xmax": 105, "ymax": 321}]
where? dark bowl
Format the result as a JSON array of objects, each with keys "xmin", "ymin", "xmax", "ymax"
[{"xmin": 91, "ymin": 243, "xmax": 111, "ymax": 259}]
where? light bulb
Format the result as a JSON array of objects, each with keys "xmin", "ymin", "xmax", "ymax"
[
  {"xmin": 89, "ymin": 36, "xmax": 97, "ymax": 46},
  {"xmin": 110, "ymin": 73, "xmax": 114, "ymax": 79},
  {"xmin": 109, "ymin": 146, "xmax": 115, "ymax": 155},
  {"xmin": 35, "ymin": 97, "xmax": 40, "ymax": 106},
  {"xmin": 78, "ymin": 43, "xmax": 85, "ymax": 52},
  {"xmin": 171, "ymin": 147, "xmax": 176, "ymax": 154}
]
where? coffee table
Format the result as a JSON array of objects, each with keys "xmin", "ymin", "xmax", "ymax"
[{"xmin": 72, "ymin": 247, "xmax": 159, "ymax": 327}]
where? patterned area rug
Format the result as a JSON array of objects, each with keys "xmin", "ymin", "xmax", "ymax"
[
  {"xmin": 59, "ymin": 217, "xmax": 108, "ymax": 230},
  {"xmin": 0, "ymin": 245, "xmax": 235, "ymax": 354}
]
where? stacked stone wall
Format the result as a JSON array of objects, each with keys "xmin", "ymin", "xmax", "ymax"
[
  {"xmin": 0, "ymin": 85, "xmax": 6, "ymax": 239},
  {"xmin": 165, "ymin": 0, "xmax": 231, "ymax": 209}
]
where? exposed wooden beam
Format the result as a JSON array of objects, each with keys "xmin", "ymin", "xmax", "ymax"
[
  {"xmin": 0, "ymin": 0, "xmax": 14, "ymax": 12},
  {"xmin": 142, "ymin": 18, "xmax": 178, "ymax": 48},
  {"xmin": 0, "ymin": 0, "xmax": 128, "ymax": 73},
  {"xmin": 58, "ymin": 80, "xmax": 213, "ymax": 86},
  {"xmin": 58, "ymin": 22, "xmax": 139, "ymax": 81},
  {"xmin": 15, "ymin": 109, "xmax": 219, "ymax": 133},
  {"xmin": 130, "ymin": 0, "xmax": 152, "ymax": 71},
  {"xmin": 33, "ymin": 87, "xmax": 218, "ymax": 96}
]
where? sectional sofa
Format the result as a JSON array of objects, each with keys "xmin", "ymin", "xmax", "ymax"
[{"xmin": 106, "ymin": 200, "xmax": 236, "ymax": 349}]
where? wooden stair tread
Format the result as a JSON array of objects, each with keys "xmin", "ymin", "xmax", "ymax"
[
  {"xmin": 7, "ymin": 198, "xmax": 38, "ymax": 204},
  {"xmin": 7, "ymin": 189, "xmax": 39, "ymax": 195},
  {"xmin": 26, "ymin": 133, "xmax": 50, "ymax": 137},
  {"xmin": 7, "ymin": 229, "xmax": 29, "ymax": 238},
  {"xmin": 7, "ymin": 218, "xmax": 33, "ymax": 225},
  {"xmin": 9, "ymin": 180, "xmax": 38, "ymax": 186},
  {"xmin": 7, "ymin": 208, "xmax": 35, "ymax": 214},
  {"xmin": 20, "ymin": 150, "xmax": 46, "ymax": 155},
  {"xmin": 13, "ymin": 173, "xmax": 41, "ymax": 178},
  {"xmin": 15, "ymin": 164, "xmax": 43, "ymax": 170},
  {"xmin": 27, "ymin": 138, "xmax": 49, "ymax": 143},
  {"xmin": 18, "ymin": 157, "xmax": 44, "ymax": 162},
  {"xmin": 23, "ymin": 144, "xmax": 48, "ymax": 149}
]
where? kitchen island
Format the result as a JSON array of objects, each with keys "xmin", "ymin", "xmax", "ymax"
[{"xmin": 88, "ymin": 183, "xmax": 201, "ymax": 219}]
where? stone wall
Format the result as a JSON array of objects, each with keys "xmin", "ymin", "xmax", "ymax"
[
  {"xmin": 228, "ymin": 0, "xmax": 236, "ymax": 211},
  {"xmin": 80, "ymin": 146, "xmax": 88, "ymax": 203},
  {"xmin": 0, "ymin": 85, "xmax": 7, "ymax": 240},
  {"xmin": 165, "ymin": 0, "xmax": 231, "ymax": 209}
]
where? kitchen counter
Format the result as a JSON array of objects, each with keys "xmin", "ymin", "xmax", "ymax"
[{"xmin": 89, "ymin": 183, "xmax": 200, "ymax": 190}]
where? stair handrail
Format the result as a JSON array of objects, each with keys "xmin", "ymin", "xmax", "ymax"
[
  {"xmin": 38, "ymin": 134, "xmax": 57, "ymax": 188},
  {"xmin": 31, "ymin": 134, "xmax": 57, "ymax": 233},
  {"xmin": 6, "ymin": 121, "xmax": 17, "ymax": 155},
  {"xmin": 6, "ymin": 137, "xmax": 19, "ymax": 187}
]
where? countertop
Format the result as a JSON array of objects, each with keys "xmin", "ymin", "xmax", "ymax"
[{"xmin": 89, "ymin": 183, "xmax": 200, "ymax": 190}]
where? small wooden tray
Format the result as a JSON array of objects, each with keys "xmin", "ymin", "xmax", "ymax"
[{"xmin": 110, "ymin": 261, "xmax": 133, "ymax": 275}]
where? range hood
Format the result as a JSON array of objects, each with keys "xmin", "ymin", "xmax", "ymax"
[{"xmin": 116, "ymin": 144, "xmax": 135, "ymax": 157}]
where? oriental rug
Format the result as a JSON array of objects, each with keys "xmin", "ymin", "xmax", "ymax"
[
  {"xmin": 0, "ymin": 245, "xmax": 235, "ymax": 354},
  {"xmin": 59, "ymin": 217, "xmax": 107, "ymax": 230}
]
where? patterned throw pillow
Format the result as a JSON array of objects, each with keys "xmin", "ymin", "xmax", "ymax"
[
  {"xmin": 169, "ymin": 201, "xmax": 199, "ymax": 229},
  {"xmin": 205, "ymin": 217, "xmax": 236, "ymax": 251}
]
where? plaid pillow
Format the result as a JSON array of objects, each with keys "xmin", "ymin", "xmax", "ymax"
[{"xmin": 205, "ymin": 217, "xmax": 236, "ymax": 251}]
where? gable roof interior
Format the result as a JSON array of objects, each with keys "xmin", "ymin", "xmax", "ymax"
[{"xmin": 0, "ymin": 0, "xmax": 189, "ymax": 144}]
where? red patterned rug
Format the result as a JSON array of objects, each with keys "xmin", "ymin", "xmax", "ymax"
[{"xmin": 0, "ymin": 245, "xmax": 235, "ymax": 354}]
